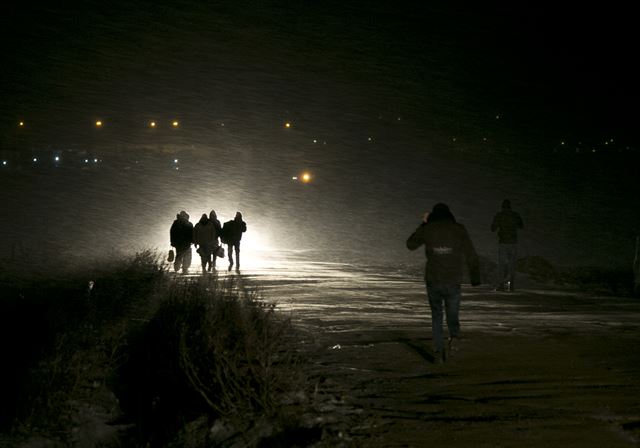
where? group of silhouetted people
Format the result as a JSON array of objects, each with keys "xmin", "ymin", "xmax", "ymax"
[
  {"xmin": 407, "ymin": 199, "xmax": 524, "ymax": 364},
  {"xmin": 170, "ymin": 210, "xmax": 247, "ymax": 273}
]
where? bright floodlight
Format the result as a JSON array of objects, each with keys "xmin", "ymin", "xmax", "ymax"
[
  {"xmin": 85, "ymin": 159, "xmax": 89, "ymax": 163},
  {"xmin": 301, "ymin": 172, "xmax": 312, "ymax": 183},
  {"xmin": 94, "ymin": 158, "xmax": 98, "ymax": 163},
  {"xmin": 19, "ymin": 121, "xmax": 24, "ymax": 127},
  {"xmin": 54, "ymin": 156, "xmax": 60, "ymax": 161},
  {"xmin": 95, "ymin": 120, "xmax": 102, "ymax": 127},
  {"xmin": 284, "ymin": 122, "xmax": 291, "ymax": 128},
  {"xmin": 2, "ymin": 161, "xmax": 6, "ymax": 165},
  {"xmin": 174, "ymin": 159, "xmax": 179, "ymax": 163},
  {"xmin": 150, "ymin": 121, "xmax": 156, "ymax": 127},
  {"xmin": 172, "ymin": 121, "xmax": 179, "ymax": 127},
  {"xmin": 33, "ymin": 158, "xmax": 37, "ymax": 162}
]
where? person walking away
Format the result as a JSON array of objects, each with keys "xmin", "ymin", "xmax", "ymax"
[
  {"xmin": 222, "ymin": 212, "xmax": 247, "ymax": 271},
  {"xmin": 209, "ymin": 210, "xmax": 223, "ymax": 270},
  {"xmin": 407, "ymin": 203, "xmax": 481, "ymax": 364},
  {"xmin": 170, "ymin": 211, "xmax": 193, "ymax": 274},
  {"xmin": 193, "ymin": 214, "xmax": 216, "ymax": 272},
  {"xmin": 491, "ymin": 199, "xmax": 524, "ymax": 291}
]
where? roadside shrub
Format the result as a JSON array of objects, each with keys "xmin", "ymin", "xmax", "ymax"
[
  {"xmin": 0, "ymin": 251, "xmax": 166, "ymax": 437},
  {"xmin": 116, "ymin": 275, "xmax": 306, "ymax": 446}
]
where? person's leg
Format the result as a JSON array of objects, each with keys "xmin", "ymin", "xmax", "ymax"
[
  {"xmin": 508, "ymin": 245, "xmax": 518, "ymax": 290},
  {"xmin": 497, "ymin": 244, "xmax": 508, "ymax": 289},
  {"xmin": 427, "ymin": 285, "xmax": 445, "ymax": 359},
  {"xmin": 174, "ymin": 248, "xmax": 184, "ymax": 272},
  {"xmin": 210, "ymin": 246, "xmax": 216, "ymax": 270},
  {"xmin": 182, "ymin": 247, "xmax": 192, "ymax": 274},
  {"xmin": 197, "ymin": 246, "xmax": 206, "ymax": 272},
  {"xmin": 443, "ymin": 285, "xmax": 461, "ymax": 339},
  {"xmin": 234, "ymin": 242, "xmax": 240, "ymax": 269},
  {"xmin": 228, "ymin": 244, "xmax": 234, "ymax": 270}
]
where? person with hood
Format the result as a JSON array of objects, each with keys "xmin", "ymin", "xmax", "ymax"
[
  {"xmin": 170, "ymin": 210, "xmax": 193, "ymax": 274},
  {"xmin": 193, "ymin": 213, "xmax": 217, "ymax": 272},
  {"xmin": 209, "ymin": 210, "xmax": 223, "ymax": 269},
  {"xmin": 407, "ymin": 203, "xmax": 481, "ymax": 364},
  {"xmin": 222, "ymin": 211, "xmax": 247, "ymax": 271},
  {"xmin": 491, "ymin": 199, "xmax": 524, "ymax": 291}
]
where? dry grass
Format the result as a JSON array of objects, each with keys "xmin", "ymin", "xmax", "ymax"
[{"xmin": 1, "ymin": 251, "xmax": 318, "ymax": 446}]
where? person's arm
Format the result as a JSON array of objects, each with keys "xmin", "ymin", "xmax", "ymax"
[
  {"xmin": 170, "ymin": 223, "xmax": 176, "ymax": 247},
  {"xmin": 406, "ymin": 224, "xmax": 426, "ymax": 251},
  {"xmin": 490, "ymin": 213, "xmax": 499, "ymax": 232},
  {"xmin": 241, "ymin": 222, "xmax": 247, "ymax": 233},
  {"xmin": 461, "ymin": 226, "xmax": 481, "ymax": 286}
]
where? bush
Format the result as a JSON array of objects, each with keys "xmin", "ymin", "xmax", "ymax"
[
  {"xmin": 0, "ymin": 251, "xmax": 167, "ymax": 435},
  {"xmin": 516, "ymin": 255, "xmax": 560, "ymax": 283},
  {"xmin": 115, "ymin": 274, "xmax": 307, "ymax": 446},
  {"xmin": 2, "ymin": 252, "xmax": 315, "ymax": 446}
]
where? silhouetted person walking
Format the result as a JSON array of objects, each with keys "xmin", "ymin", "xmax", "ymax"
[
  {"xmin": 193, "ymin": 213, "xmax": 216, "ymax": 272},
  {"xmin": 491, "ymin": 199, "xmax": 524, "ymax": 291},
  {"xmin": 222, "ymin": 212, "xmax": 246, "ymax": 271},
  {"xmin": 407, "ymin": 203, "xmax": 481, "ymax": 364},
  {"xmin": 209, "ymin": 210, "xmax": 223, "ymax": 270},
  {"xmin": 170, "ymin": 211, "xmax": 193, "ymax": 274}
]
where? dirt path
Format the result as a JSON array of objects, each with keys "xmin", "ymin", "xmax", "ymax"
[{"xmin": 235, "ymin": 263, "xmax": 640, "ymax": 447}]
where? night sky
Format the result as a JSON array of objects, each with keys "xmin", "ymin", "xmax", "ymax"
[{"xmin": 1, "ymin": 1, "xmax": 638, "ymax": 267}]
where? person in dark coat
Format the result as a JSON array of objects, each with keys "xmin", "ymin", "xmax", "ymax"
[
  {"xmin": 208, "ymin": 209, "xmax": 223, "ymax": 270},
  {"xmin": 222, "ymin": 211, "xmax": 246, "ymax": 271},
  {"xmin": 170, "ymin": 210, "xmax": 193, "ymax": 274},
  {"xmin": 491, "ymin": 199, "xmax": 524, "ymax": 291},
  {"xmin": 407, "ymin": 203, "xmax": 481, "ymax": 364},
  {"xmin": 193, "ymin": 214, "xmax": 216, "ymax": 272}
]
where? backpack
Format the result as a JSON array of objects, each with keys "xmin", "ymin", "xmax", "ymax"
[{"xmin": 220, "ymin": 221, "xmax": 230, "ymax": 244}]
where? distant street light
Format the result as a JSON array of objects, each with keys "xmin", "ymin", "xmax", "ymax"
[
  {"xmin": 19, "ymin": 121, "xmax": 24, "ymax": 127},
  {"xmin": 172, "ymin": 121, "xmax": 179, "ymax": 127},
  {"xmin": 95, "ymin": 121, "xmax": 103, "ymax": 127},
  {"xmin": 284, "ymin": 122, "xmax": 291, "ymax": 128},
  {"xmin": 150, "ymin": 121, "xmax": 156, "ymax": 128}
]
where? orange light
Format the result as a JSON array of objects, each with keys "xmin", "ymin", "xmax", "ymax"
[
  {"xmin": 19, "ymin": 121, "xmax": 24, "ymax": 127},
  {"xmin": 301, "ymin": 172, "xmax": 312, "ymax": 183},
  {"xmin": 95, "ymin": 120, "xmax": 103, "ymax": 127},
  {"xmin": 284, "ymin": 122, "xmax": 291, "ymax": 128},
  {"xmin": 172, "ymin": 121, "xmax": 179, "ymax": 127},
  {"xmin": 150, "ymin": 121, "xmax": 156, "ymax": 128}
]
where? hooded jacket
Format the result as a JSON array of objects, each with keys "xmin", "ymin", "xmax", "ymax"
[
  {"xmin": 491, "ymin": 201, "xmax": 524, "ymax": 244},
  {"xmin": 193, "ymin": 216, "xmax": 217, "ymax": 247},
  {"xmin": 407, "ymin": 204, "xmax": 481, "ymax": 285},
  {"xmin": 170, "ymin": 215, "xmax": 193, "ymax": 249},
  {"xmin": 222, "ymin": 217, "xmax": 247, "ymax": 244}
]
